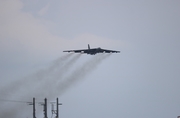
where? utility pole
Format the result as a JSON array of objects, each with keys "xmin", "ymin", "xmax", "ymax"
[
  {"xmin": 40, "ymin": 98, "xmax": 48, "ymax": 118},
  {"xmin": 33, "ymin": 98, "xmax": 36, "ymax": 118},
  {"xmin": 44, "ymin": 98, "xmax": 48, "ymax": 118},
  {"xmin": 28, "ymin": 97, "xmax": 36, "ymax": 118},
  {"xmin": 51, "ymin": 98, "xmax": 62, "ymax": 118},
  {"xmin": 56, "ymin": 98, "xmax": 62, "ymax": 118},
  {"xmin": 56, "ymin": 98, "xmax": 59, "ymax": 118}
]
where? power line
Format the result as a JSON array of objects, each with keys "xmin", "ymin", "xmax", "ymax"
[{"xmin": 0, "ymin": 98, "xmax": 30, "ymax": 103}]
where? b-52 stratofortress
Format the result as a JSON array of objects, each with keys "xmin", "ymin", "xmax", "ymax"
[{"xmin": 63, "ymin": 44, "xmax": 120, "ymax": 55}]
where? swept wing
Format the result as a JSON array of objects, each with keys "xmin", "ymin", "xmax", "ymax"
[{"xmin": 63, "ymin": 44, "xmax": 120, "ymax": 55}]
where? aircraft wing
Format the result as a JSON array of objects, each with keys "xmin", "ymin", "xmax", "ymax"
[
  {"xmin": 63, "ymin": 49, "xmax": 89, "ymax": 53},
  {"xmin": 100, "ymin": 48, "xmax": 120, "ymax": 53},
  {"xmin": 63, "ymin": 46, "xmax": 120, "ymax": 55}
]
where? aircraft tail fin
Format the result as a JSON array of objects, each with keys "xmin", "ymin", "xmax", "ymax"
[{"xmin": 88, "ymin": 44, "xmax": 90, "ymax": 49}]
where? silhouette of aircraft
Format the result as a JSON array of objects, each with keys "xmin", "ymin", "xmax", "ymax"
[{"xmin": 63, "ymin": 44, "xmax": 120, "ymax": 55}]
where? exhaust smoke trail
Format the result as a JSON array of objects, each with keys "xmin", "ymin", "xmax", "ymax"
[
  {"xmin": 0, "ymin": 53, "xmax": 111, "ymax": 118},
  {"xmin": 26, "ymin": 54, "xmax": 81, "ymax": 99},
  {"xmin": 0, "ymin": 54, "xmax": 73, "ymax": 97},
  {"xmin": 53, "ymin": 53, "xmax": 111, "ymax": 97},
  {"xmin": 0, "ymin": 54, "xmax": 73, "ymax": 118},
  {"xmin": 53, "ymin": 54, "xmax": 81, "ymax": 82}
]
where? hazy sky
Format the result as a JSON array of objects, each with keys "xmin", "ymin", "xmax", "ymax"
[{"xmin": 0, "ymin": 0, "xmax": 180, "ymax": 118}]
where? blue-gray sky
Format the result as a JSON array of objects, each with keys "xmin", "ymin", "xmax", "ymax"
[{"xmin": 0, "ymin": 0, "xmax": 180, "ymax": 118}]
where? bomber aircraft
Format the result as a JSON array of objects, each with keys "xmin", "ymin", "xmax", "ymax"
[{"xmin": 63, "ymin": 44, "xmax": 120, "ymax": 55}]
